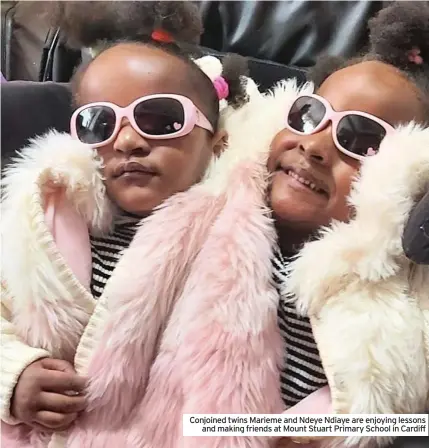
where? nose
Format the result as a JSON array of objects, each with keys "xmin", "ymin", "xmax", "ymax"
[
  {"xmin": 113, "ymin": 120, "xmax": 151, "ymax": 156},
  {"xmin": 299, "ymin": 125, "xmax": 337, "ymax": 166},
  {"xmin": 269, "ymin": 125, "xmax": 338, "ymax": 171}
]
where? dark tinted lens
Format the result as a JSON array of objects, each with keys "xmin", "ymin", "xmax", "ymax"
[
  {"xmin": 287, "ymin": 96, "xmax": 326, "ymax": 133},
  {"xmin": 134, "ymin": 98, "xmax": 185, "ymax": 136},
  {"xmin": 76, "ymin": 106, "xmax": 116, "ymax": 144},
  {"xmin": 337, "ymin": 115, "xmax": 386, "ymax": 157}
]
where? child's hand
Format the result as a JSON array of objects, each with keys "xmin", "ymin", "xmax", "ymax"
[{"xmin": 11, "ymin": 358, "xmax": 87, "ymax": 431}]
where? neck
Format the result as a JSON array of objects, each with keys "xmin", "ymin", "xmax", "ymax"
[
  {"xmin": 275, "ymin": 220, "xmax": 313, "ymax": 257},
  {"xmin": 116, "ymin": 205, "xmax": 152, "ymax": 220},
  {"xmin": 121, "ymin": 210, "xmax": 147, "ymax": 219}
]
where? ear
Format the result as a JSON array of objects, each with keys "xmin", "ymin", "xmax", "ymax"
[{"xmin": 211, "ymin": 129, "xmax": 228, "ymax": 157}]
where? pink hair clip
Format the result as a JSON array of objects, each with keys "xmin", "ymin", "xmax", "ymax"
[
  {"xmin": 213, "ymin": 76, "xmax": 229, "ymax": 100},
  {"xmin": 408, "ymin": 48, "xmax": 424, "ymax": 65}
]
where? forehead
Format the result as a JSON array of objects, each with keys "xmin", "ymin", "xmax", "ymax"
[
  {"xmin": 317, "ymin": 61, "xmax": 424, "ymax": 126},
  {"xmin": 77, "ymin": 43, "xmax": 197, "ymax": 107}
]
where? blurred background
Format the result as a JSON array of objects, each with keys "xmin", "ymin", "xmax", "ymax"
[{"xmin": 1, "ymin": 1, "xmax": 390, "ymax": 83}]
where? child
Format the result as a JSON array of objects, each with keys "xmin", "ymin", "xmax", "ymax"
[
  {"xmin": 265, "ymin": 3, "xmax": 429, "ymax": 447},
  {"xmin": 3, "ymin": 3, "xmax": 428, "ymax": 448},
  {"xmin": 84, "ymin": 4, "xmax": 428, "ymax": 448},
  {"xmin": 1, "ymin": 5, "xmax": 259, "ymax": 448},
  {"xmin": 171, "ymin": 2, "xmax": 427, "ymax": 447}
]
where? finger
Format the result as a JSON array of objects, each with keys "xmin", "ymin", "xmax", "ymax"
[
  {"xmin": 38, "ymin": 392, "xmax": 86, "ymax": 414},
  {"xmin": 40, "ymin": 358, "xmax": 76, "ymax": 374},
  {"xmin": 39, "ymin": 370, "xmax": 87, "ymax": 393},
  {"xmin": 33, "ymin": 410, "xmax": 77, "ymax": 430}
]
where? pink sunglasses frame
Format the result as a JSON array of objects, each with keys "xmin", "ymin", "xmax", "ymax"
[
  {"xmin": 285, "ymin": 93, "xmax": 395, "ymax": 161},
  {"xmin": 70, "ymin": 93, "xmax": 214, "ymax": 148}
]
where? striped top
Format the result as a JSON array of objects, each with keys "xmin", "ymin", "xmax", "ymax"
[
  {"xmin": 89, "ymin": 213, "xmax": 140, "ymax": 299},
  {"xmin": 89, "ymin": 218, "xmax": 328, "ymax": 407},
  {"xmin": 272, "ymin": 250, "xmax": 328, "ymax": 408}
]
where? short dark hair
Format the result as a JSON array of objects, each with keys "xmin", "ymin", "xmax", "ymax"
[{"xmin": 307, "ymin": 2, "xmax": 429, "ymax": 119}]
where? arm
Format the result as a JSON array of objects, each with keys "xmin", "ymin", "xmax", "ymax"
[{"xmin": 1, "ymin": 281, "xmax": 50, "ymax": 424}]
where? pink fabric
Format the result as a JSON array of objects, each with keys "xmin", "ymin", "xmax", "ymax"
[
  {"xmin": 1, "ymin": 421, "xmax": 32, "ymax": 448},
  {"xmin": 44, "ymin": 192, "xmax": 92, "ymax": 290},
  {"xmin": 67, "ymin": 188, "xmax": 229, "ymax": 447},
  {"xmin": 283, "ymin": 386, "xmax": 332, "ymax": 415},
  {"xmin": 6, "ymin": 191, "xmax": 94, "ymax": 364},
  {"xmin": 67, "ymin": 163, "xmax": 284, "ymax": 448},
  {"xmin": 1, "ymin": 421, "xmax": 49, "ymax": 448},
  {"xmin": 4, "ymin": 162, "xmax": 333, "ymax": 448},
  {"xmin": 1, "ymin": 192, "xmax": 94, "ymax": 447}
]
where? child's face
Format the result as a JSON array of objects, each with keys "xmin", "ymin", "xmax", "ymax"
[
  {"xmin": 267, "ymin": 61, "xmax": 425, "ymax": 235},
  {"xmin": 76, "ymin": 44, "xmax": 223, "ymax": 217}
]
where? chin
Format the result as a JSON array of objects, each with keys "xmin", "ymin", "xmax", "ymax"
[
  {"xmin": 121, "ymin": 200, "xmax": 160, "ymax": 217},
  {"xmin": 111, "ymin": 189, "xmax": 163, "ymax": 218},
  {"xmin": 269, "ymin": 196, "xmax": 329, "ymax": 234},
  {"xmin": 273, "ymin": 211, "xmax": 324, "ymax": 235},
  {"xmin": 268, "ymin": 171, "xmax": 333, "ymax": 229}
]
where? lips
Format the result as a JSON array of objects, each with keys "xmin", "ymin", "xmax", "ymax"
[
  {"xmin": 113, "ymin": 161, "xmax": 158, "ymax": 178},
  {"xmin": 281, "ymin": 165, "xmax": 330, "ymax": 197}
]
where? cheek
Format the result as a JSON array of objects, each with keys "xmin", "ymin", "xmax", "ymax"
[
  {"xmin": 169, "ymin": 132, "xmax": 213, "ymax": 184},
  {"xmin": 329, "ymin": 163, "xmax": 360, "ymax": 222},
  {"xmin": 267, "ymin": 129, "xmax": 300, "ymax": 172}
]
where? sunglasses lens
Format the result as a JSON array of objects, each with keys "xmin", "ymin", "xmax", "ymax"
[
  {"xmin": 288, "ymin": 96, "xmax": 326, "ymax": 133},
  {"xmin": 75, "ymin": 106, "xmax": 116, "ymax": 145},
  {"xmin": 337, "ymin": 115, "xmax": 386, "ymax": 157},
  {"xmin": 134, "ymin": 98, "xmax": 185, "ymax": 136}
]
